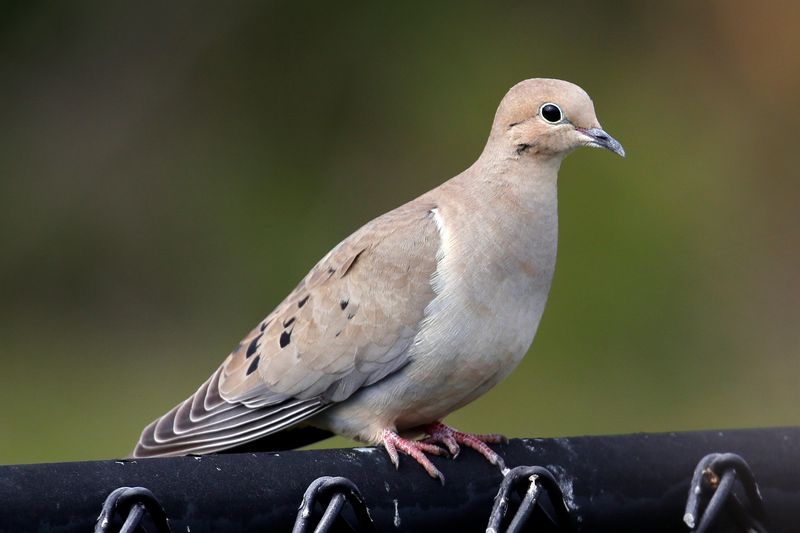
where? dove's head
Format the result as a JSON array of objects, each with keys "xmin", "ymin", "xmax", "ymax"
[{"xmin": 489, "ymin": 78, "xmax": 624, "ymax": 161}]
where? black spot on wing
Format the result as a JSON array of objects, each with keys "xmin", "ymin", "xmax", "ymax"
[
  {"xmin": 246, "ymin": 355, "xmax": 260, "ymax": 376},
  {"xmin": 283, "ymin": 317, "xmax": 295, "ymax": 328},
  {"xmin": 340, "ymin": 299, "xmax": 349, "ymax": 310},
  {"xmin": 246, "ymin": 334, "xmax": 262, "ymax": 359},
  {"xmin": 298, "ymin": 295, "xmax": 309, "ymax": 308},
  {"xmin": 280, "ymin": 330, "xmax": 291, "ymax": 348},
  {"xmin": 347, "ymin": 313, "xmax": 355, "ymax": 320}
]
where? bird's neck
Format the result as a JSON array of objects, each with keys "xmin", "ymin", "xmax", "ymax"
[
  {"xmin": 454, "ymin": 149, "xmax": 563, "ymax": 217},
  {"xmin": 437, "ymin": 151, "xmax": 561, "ymax": 286}
]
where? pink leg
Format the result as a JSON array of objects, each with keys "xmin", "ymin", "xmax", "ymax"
[
  {"xmin": 423, "ymin": 421, "xmax": 507, "ymax": 470},
  {"xmin": 381, "ymin": 428, "xmax": 447, "ymax": 484}
]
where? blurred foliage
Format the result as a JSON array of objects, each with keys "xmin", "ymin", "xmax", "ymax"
[{"xmin": 0, "ymin": 1, "xmax": 798, "ymax": 464}]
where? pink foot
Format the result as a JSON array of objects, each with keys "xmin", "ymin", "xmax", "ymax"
[
  {"xmin": 423, "ymin": 422, "xmax": 507, "ymax": 470},
  {"xmin": 382, "ymin": 428, "xmax": 447, "ymax": 484}
]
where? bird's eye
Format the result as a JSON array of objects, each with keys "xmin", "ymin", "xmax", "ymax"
[{"xmin": 539, "ymin": 103, "xmax": 563, "ymax": 124}]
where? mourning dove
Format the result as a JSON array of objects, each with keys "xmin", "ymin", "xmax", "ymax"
[{"xmin": 133, "ymin": 78, "xmax": 624, "ymax": 482}]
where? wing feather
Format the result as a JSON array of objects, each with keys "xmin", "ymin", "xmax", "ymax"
[{"xmin": 134, "ymin": 197, "xmax": 440, "ymax": 457}]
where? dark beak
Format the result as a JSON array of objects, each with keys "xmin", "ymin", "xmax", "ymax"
[{"xmin": 579, "ymin": 127, "xmax": 625, "ymax": 157}]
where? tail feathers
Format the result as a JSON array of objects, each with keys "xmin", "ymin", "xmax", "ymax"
[
  {"xmin": 133, "ymin": 367, "xmax": 331, "ymax": 458},
  {"xmin": 134, "ymin": 398, "xmax": 328, "ymax": 457}
]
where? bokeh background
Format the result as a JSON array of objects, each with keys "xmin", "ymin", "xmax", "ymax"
[{"xmin": 1, "ymin": 1, "xmax": 798, "ymax": 465}]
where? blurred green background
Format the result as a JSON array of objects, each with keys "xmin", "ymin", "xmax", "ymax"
[{"xmin": 1, "ymin": 1, "xmax": 798, "ymax": 465}]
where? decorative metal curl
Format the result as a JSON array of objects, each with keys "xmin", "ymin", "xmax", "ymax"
[
  {"xmin": 292, "ymin": 476, "xmax": 375, "ymax": 533},
  {"xmin": 684, "ymin": 452, "xmax": 770, "ymax": 533},
  {"xmin": 486, "ymin": 465, "xmax": 572, "ymax": 533},
  {"xmin": 95, "ymin": 486, "xmax": 171, "ymax": 533}
]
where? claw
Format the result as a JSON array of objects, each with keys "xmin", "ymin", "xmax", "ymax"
[
  {"xmin": 423, "ymin": 428, "xmax": 460, "ymax": 457},
  {"xmin": 383, "ymin": 436, "xmax": 400, "ymax": 469},
  {"xmin": 380, "ymin": 423, "xmax": 507, "ymax": 482},
  {"xmin": 423, "ymin": 422, "xmax": 507, "ymax": 471},
  {"xmin": 381, "ymin": 429, "xmax": 446, "ymax": 483}
]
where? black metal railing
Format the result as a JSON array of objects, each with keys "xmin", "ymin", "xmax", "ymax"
[{"xmin": 1, "ymin": 427, "xmax": 798, "ymax": 532}]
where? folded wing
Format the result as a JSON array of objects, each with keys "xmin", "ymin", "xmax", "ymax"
[{"xmin": 134, "ymin": 199, "xmax": 441, "ymax": 457}]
